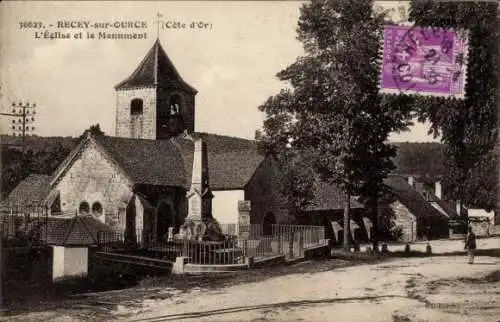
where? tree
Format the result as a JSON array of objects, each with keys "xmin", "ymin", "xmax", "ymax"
[
  {"xmin": 408, "ymin": 1, "xmax": 498, "ymax": 212},
  {"xmin": 259, "ymin": 0, "xmax": 414, "ymax": 251},
  {"xmin": 78, "ymin": 123, "xmax": 105, "ymax": 141}
]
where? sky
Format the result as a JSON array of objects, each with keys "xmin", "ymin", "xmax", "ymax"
[{"xmin": 0, "ymin": 0, "xmax": 438, "ymax": 142}]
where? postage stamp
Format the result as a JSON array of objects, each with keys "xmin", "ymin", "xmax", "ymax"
[{"xmin": 380, "ymin": 24, "xmax": 469, "ymax": 99}]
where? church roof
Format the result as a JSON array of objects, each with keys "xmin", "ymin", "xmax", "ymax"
[
  {"xmin": 52, "ymin": 133, "xmax": 265, "ymax": 190},
  {"xmin": 175, "ymin": 133, "xmax": 264, "ymax": 190},
  {"xmin": 115, "ymin": 39, "xmax": 197, "ymax": 93},
  {"xmin": 2, "ymin": 174, "xmax": 52, "ymax": 208}
]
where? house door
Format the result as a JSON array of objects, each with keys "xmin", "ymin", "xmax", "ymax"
[{"xmin": 157, "ymin": 202, "xmax": 174, "ymax": 241}]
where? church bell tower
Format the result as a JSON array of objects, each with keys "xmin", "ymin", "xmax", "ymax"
[{"xmin": 114, "ymin": 39, "xmax": 197, "ymax": 140}]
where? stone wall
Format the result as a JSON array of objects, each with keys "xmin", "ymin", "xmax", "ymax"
[
  {"xmin": 390, "ymin": 201, "xmax": 417, "ymax": 242},
  {"xmin": 54, "ymin": 140, "xmax": 133, "ymax": 230},
  {"xmin": 116, "ymin": 87, "xmax": 157, "ymax": 139},
  {"xmin": 244, "ymin": 157, "xmax": 293, "ymax": 224},
  {"xmin": 212, "ymin": 190, "xmax": 245, "ymax": 224}
]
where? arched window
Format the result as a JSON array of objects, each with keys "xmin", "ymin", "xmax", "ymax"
[
  {"xmin": 168, "ymin": 94, "xmax": 182, "ymax": 116},
  {"xmin": 130, "ymin": 98, "xmax": 143, "ymax": 115},
  {"xmin": 78, "ymin": 201, "xmax": 90, "ymax": 214},
  {"xmin": 92, "ymin": 202, "xmax": 103, "ymax": 217}
]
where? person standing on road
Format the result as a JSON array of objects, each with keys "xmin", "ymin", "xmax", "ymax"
[{"xmin": 464, "ymin": 226, "xmax": 477, "ymax": 264}]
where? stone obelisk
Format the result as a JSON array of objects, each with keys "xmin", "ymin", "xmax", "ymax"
[{"xmin": 182, "ymin": 138, "xmax": 214, "ymax": 240}]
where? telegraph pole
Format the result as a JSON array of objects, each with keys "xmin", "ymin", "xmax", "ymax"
[{"xmin": 0, "ymin": 101, "xmax": 37, "ymax": 145}]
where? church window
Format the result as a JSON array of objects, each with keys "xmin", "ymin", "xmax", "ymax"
[
  {"xmin": 92, "ymin": 202, "xmax": 103, "ymax": 216},
  {"xmin": 78, "ymin": 201, "xmax": 90, "ymax": 214},
  {"xmin": 130, "ymin": 98, "xmax": 143, "ymax": 115},
  {"xmin": 168, "ymin": 94, "xmax": 182, "ymax": 116}
]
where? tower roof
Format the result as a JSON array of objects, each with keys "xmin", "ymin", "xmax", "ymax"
[{"xmin": 115, "ymin": 39, "xmax": 197, "ymax": 93}]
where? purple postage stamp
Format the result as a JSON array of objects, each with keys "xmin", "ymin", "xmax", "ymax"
[{"xmin": 380, "ymin": 24, "xmax": 469, "ymax": 99}]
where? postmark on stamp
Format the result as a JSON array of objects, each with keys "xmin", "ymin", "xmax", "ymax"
[{"xmin": 380, "ymin": 24, "xmax": 469, "ymax": 99}]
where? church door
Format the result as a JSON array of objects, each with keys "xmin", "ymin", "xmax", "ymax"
[
  {"xmin": 263, "ymin": 212, "xmax": 276, "ymax": 236},
  {"xmin": 157, "ymin": 202, "xmax": 174, "ymax": 242},
  {"xmin": 125, "ymin": 200, "xmax": 137, "ymax": 246}
]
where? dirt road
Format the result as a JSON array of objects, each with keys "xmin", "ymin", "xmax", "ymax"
[
  {"xmin": 113, "ymin": 255, "xmax": 500, "ymax": 322},
  {"xmin": 3, "ymin": 238, "xmax": 499, "ymax": 322}
]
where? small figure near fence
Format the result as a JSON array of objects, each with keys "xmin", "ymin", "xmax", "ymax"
[{"xmin": 464, "ymin": 226, "xmax": 476, "ymax": 264}]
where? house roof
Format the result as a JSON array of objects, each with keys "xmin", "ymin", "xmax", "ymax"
[
  {"xmin": 305, "ymin": 181, "xmax": 364, "ymax": 212},
  {"xmin": 407, "ymin": 178, "xmax": 460, "ymax": 218},
  {"xmin": 115, "ymin": 39, "xmax": 197, "ymax": 93},
  {"xmin": 52, "ymin": 133, "xmax": 265, "ymax": 191},
  {"xmin": 2, "ymin": 174, "xmax": 51, "ymax": 208},
  {"xmin": 384, "ymin": 176, "xmax": 448, "ymax": 221},
  {"xmin": 44, "ymin": 215, "xmax": 113, "ymax": 247}
]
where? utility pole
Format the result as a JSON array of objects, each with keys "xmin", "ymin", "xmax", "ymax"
[{"xmin": 0, "ymin": 101, "xmax": 37, "ymax": 148}]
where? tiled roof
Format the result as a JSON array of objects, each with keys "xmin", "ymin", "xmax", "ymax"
[
  {"xmin": 95, "ymin": 135, "xmax": 187, "ymax": 187},
  {"xmin": 90, "ymin": 133, "xmax": 264, "ymax": 190},
  {"xmin": 44, "ymin": 215, "xmax": 113, "ymax": 246},
  {"xmin": 384, "ymin": 176, "xmax": 448, "ymax": 220},
  {"xmin": 2, "ymin": 174, "xmax": 51, "ymax": 207},
  {"xmin": 115, "ymin": 39, "xmax": 197, "ymax": 93},
  {"xmin": 305, "ymin": 181, "xmax": 364, "ymax": 211},
  {"xmin": 174, "ymin": 133, "xmax": 264, "ymax": 190}
]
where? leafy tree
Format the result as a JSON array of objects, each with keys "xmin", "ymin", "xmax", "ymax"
[
  {"xmin": 408, "ymin": 1, "xmax": 498, "ymax": 212},
  {"xmin": 259, "ymin": 0, "xmax": 414, "ymax": 250},
  {"xmin": 78, "ymin": 123, "xmax": 105, "ymax": 141}
]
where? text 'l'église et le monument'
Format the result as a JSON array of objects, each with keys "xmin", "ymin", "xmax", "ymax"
[{"xmin": 18, "ymin": 17, "xmax": 213, "ymax": 41}]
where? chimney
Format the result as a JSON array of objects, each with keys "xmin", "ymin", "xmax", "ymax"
[
  {"xmin": 408, "ymin": 176, "xmax": 414, "ymax": 187},
  {"xmin": 435, "ymin": 181, "xmax": 442, "ymax": 200}
]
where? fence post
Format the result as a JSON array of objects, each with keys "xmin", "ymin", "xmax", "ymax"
[
  {"xmin": 288, "ymin": 231, "xmax": 294, "ymax": 259},
  {"xmin": 299, "ymin": 231, "xmax": 304, "ymax": 257},
  {"xmin": 244, "ymin": 239, "xmax": 248, "ymax": 258}
]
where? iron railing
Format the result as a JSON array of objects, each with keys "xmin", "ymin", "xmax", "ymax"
[
  {"xmin": 0, "ymin": 204, "xmax": 48, "ymax": 247},
  {"xmin": 96, "ymin": 224, "xmax": 327, "ymax": 264}
]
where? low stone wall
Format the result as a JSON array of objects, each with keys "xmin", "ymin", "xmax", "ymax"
[
  {"xmin": 304, "ymin": 243, "xmax": 330, "ymax": 260},
  {"xmin": 184, "ymin": 263, "xmax": 249, "ymax": 273},
  {"xmin": 252, "ymin": 254, "xmax": 286, "ymax": 268}
]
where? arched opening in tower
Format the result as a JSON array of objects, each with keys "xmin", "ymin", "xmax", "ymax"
[{"xmin": 157, "ymin": 94, "xmax": 184, "ymax": 139}]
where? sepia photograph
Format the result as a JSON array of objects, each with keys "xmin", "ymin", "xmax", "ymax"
[{"xmin": 0, "ymin": 0, "xmax": 499, "ymax": 321}]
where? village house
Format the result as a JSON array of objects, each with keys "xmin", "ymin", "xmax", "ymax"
[{"xmin": 380, "ymin": 176, "xmax": 450, "ymax": 242}]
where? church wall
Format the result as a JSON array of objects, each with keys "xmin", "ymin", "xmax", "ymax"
[
  {"xmin": 116, "ymin": 88, "xmax": 156, "ymax": 139},
  {"xmin": 212, "ymin": 190, "xmax": 245, "ymax": 224},
  {"xmin": 54, "ymin": 141, "xmax": 133, "ymax": 230},
  {"xmin": 244, "ymin": 157, "xmax": 293, "ymax": 225}
]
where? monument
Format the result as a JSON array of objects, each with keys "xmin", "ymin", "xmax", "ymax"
[{"xmin": 177, "ymin": 138, "xmax": 223, "ymax": 241}]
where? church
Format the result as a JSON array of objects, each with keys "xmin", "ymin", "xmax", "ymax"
[{"xmin": 19, "ymin": 39, "xmax": 294, "ymax": 240}]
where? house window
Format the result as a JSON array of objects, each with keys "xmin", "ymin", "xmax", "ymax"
[
  {"xmin": 131, "ymin": 98, "xmax": 143, "ymax": 115},
  {"xmin": 92, "ymin": 202, "xmax": 103, "ymax": 217},
  {"xmin": 79, "ymin": 201, "xmax": 90, "ymax": 214}
]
